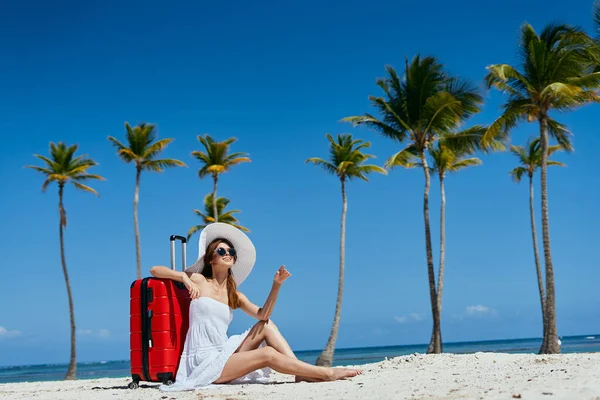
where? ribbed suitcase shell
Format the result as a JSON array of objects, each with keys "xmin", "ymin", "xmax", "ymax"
[{"xmin": 130, "ymin": 277, "xmax": 190, "ymax": 385}]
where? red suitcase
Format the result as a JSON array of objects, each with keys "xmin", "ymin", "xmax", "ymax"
[{"xmin": 128, "ymin": 235, "xmax": 191, "ymax": 389}]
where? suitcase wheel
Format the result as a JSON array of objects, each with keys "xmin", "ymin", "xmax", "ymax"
[
  {"xmin": 128, "ymin": 381, "xmax": 139, "ymax": 389},
  {"xmin": 163, "ymin": 379, "xmax": 174, "ymax": 386}
]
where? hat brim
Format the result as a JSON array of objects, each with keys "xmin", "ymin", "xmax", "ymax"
[{"xmin": 185, "ymin": 223, "xmax": 256, "ymax": 286}]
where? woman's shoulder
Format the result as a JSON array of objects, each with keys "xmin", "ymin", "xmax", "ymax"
[{"xmin": 189, "ymin": 272, "xmax": 207, "ymax": 284}]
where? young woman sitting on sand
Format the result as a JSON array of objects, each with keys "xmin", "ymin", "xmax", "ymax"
[{"xmin": 149, "ymin": 223, "xmax": 362, "ymax": 391}]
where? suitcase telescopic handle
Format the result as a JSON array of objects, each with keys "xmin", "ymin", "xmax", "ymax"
[{"xmin": 169, "ymin": 235, "xmax": 187, "ymax": 271}]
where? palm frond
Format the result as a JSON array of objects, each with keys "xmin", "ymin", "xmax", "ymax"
[
  {"xmin": 449, "ymin": 157, "xmax": 482, "ymax": 172},
  {"xmin": 143, "ymin": 138, "xmax": 174, "ymax": 159},
  {"xmin": 24, "ymin": 165, "xmax": 53, "ymax": 175},
  {"xmin": 187, "ymin": 225, "xmax": 205, "ymax": 240},
  {"xmin": 509, "ymin": 134, "xmax": 566, "ymax": 181},
  {"xmin": 422, "ymin": 92, "xmax": 462, "ymax": 136},
  {"xmin": 385, "ymin": 144, "xmax": 420, "ymax": 169},
  {"xmin": 566, "ymin": 72, "xmax": 600, "ymax": 89},
  {"xmin": 440, "ymin": 125, "xmax": 505, "ymax": 155},
  {"xmin": 484, "ymin": 64, "xmax": 534, "ymax": 95},
  {"xmin": 352, "ymin": 164, "xmax": 388, "ymax": 181},
  {"xmin": 483, "ymin": 100, "xmax": 530, "ymax": 147},
  {"xmin": 188, "ymin": 193, "xmax": 248, "ymax": 239},
  {"xmin": 341, "ymin": 115, "xmax": 408, "ymax": 143},
  {"xmin": 370, "ymin": 96, "xmax": 413, "ymax": 133},
  {"xmin": 223, "ymin": 156, "xmax": 251, "ymax": 166},
  {"xmin": 142, "ymin": 159, "xmax": 187, "ymax": 172},
  {"xmin": 71, "ymin": 181, "xmax": 100, "ymax": 196},
  {"xmin": 546, "ymin": 118, "xmax": 574, "ymax": 152},
  {"xmin": 116, "ymin": 148, "xmax": 138, "ymax": 163},
  {"xmin": 107, "ymin": 136, "xmax": 128, "ymax": 152},
  {"xmin": 72, "ymin": 173, "xmax": 105, "ymax": 182},
  {"xmin": 192, "ymin": 135, "xmax": 250, "ymax": 179},
  {"xmin": 309, "ymin": 134, "xmax": 386, "ymax": 181},
  {"xmin": 305, "ymin": 157, "xmax": 337, "ymax": 175},
  {"xmin": 191, "ymin": 151, "xmax": 211, "ymax": 164},
  {"xmin": 41, "ymin": 177, "xmax": 57, "ymax": 192},
  {"xmin": 487, "ymin": 20, "xmax": 598, "ymax": 149},
  {"xmin": 111, "ymin": 123, "xmax": 181, "ymax": 169},
  {"xmin": 509, "ymin": 166, "xmax": 528, "ymax": 183},
  {"xmin": 27, "ymin": 142, "xmax": 104, "ymax": 195},
  {"xmin": 32, "ymin": 155, "xmax": 58, "ymax": 169}
]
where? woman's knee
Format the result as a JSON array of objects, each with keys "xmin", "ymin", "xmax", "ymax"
[
  {"xmin": 265, "ymin": 319, "xmax": 279, "ymax": 331},
  {"xmin": 259, "ymin": 346, "xmax": 279, "ymax": 365},
  {"xmin": 252, "ymin": 319, "xmax": 278, "ymax": 335}
]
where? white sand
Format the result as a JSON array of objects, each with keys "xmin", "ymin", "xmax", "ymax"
[{"xmin": 1, "ymin": 352, "xmax": 599, "ymax": 400}]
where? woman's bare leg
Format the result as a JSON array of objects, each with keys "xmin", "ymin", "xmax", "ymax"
[
  {"xmin": 237, "ymin": 320, "xmax": 293, "ymax": 355},
  {"xmin": 236, "ymin": 320, "xmax": 319, "ymax": 382},
  {"xmin": 215, "ymin": 347, "xmax": 361, "ymax": 384}
]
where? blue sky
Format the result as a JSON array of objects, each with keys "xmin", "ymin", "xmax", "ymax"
[{"xmin": 0, "ymin": 0, "xmax": 599, "ymax": 367}]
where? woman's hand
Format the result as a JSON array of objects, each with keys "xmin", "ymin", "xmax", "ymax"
[
  {"xmin": 274, "ymin": 265, "xmax": 291, "ymax": 285},
  {"xmin": 182, "ymin": 273, "xmax": 200, "ymax": 299}
]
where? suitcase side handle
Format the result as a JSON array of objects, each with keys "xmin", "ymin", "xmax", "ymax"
[{"xmin": 169, "ymin": 235, "xmax": 187, "ymax": 271}]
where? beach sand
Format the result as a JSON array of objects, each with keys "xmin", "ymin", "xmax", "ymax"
[{"xmin": 1, "ymin": 352, "xmax": 599, "ymax": 400}]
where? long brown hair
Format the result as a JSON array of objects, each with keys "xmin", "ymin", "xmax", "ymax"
[{"xmin": 201, "ymin": 238, "xmax": 241, "ymax": 309}]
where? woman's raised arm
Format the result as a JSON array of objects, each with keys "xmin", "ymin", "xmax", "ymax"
[
  {"xmin": 239, "ymin": 265, "xmax": 291, "ymax": 321},
  {"xmin": 149, "ymin": 266, "xmax": 201, "ymax": 299},
  {"xmin": 149, "ymin": 265, "xmax": 187, "ymax": 281}
]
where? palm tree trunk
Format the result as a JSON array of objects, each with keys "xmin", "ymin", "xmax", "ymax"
[
  {"xmin": 134, "ymin": 167, "xmax": 142, "ymax": 279},
  {"xmin": 539, "ymin": 116, "xmax": 560, "ymax": 354},
  {"xmin": 213, "ymin": 174, "xmax": 219, "ymax": 223},
  {"xmin": 437, "ymin": 173, "xmax": 446, "ymax": 313},
  {"xmin": 529, "ymin": 173, "xmax": 547, "ymax": 354},
  {"xmin": 420, "ymin": 152, "xmax": 442, "ymax": 354},
  {"xmin": 59, "ymin": 184, "xmax": 77, "ymax": 380},
  {"xmin": 316, "ymin": 178, "xmax": 347, "ymax": 367}
]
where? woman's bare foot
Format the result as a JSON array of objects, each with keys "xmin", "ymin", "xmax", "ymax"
[{"xmin": 326, "ymin": 367, "xmax": 363, "ymax": 381}]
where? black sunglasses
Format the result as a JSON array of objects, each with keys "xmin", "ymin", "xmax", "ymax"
[{"xmin": 215, "ymin": 247, "xmax": 237, "ymax": 257}]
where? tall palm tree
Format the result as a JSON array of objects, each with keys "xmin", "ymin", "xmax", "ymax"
[
  {"xmin": 431, "ymin": 144, "xmax": 481, "ymax": 323},
  {"xmin": 187, "ymin": 193, "xmax": 249, "ymax": 239},
  {"xmin": 108, "ymin": 122, "xmax": 186, "ymax": 279},
  {"xmin": 509, "ymin": 138, "xmax": 566, "ymax": 353},
  {"xmin": 192, "ymin": 135, "xmax": 251, "ymax": 222},
  {"xmin": 25, "ymin": 142, "xmax": 105, "ymax": 380},
  {"xmin": 343, "ymin": 55, "xmax": 490, "ymax": 353},
  {"xmin": 387, "ymin": 139, "xmax": 484, "ymax": 352},
  {"xmin": 306, "ymin": 133, "xmax": 387, "ymax": 367},
  {"xmin": 484, "ymin": 23, "xmax": 598, "ymax": 353}
]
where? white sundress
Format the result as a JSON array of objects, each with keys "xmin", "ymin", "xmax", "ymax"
[{"xmin": 159, "ymin": 296, "xmax": 271, "ymax": 391}]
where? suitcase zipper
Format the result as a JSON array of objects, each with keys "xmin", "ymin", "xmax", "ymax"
[{"xmin": 140, "ymin": 277, "xmax": 152, "ymax": 382}]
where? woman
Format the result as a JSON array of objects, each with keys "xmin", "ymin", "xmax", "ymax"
[{"xmin": 150, "ymin": 223, "xmax": 362, "ymax": 391}]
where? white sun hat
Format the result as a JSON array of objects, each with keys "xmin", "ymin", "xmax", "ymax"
[{"xmin": 185, "ymin": 222, "xmax": 256, "ymax": 286}]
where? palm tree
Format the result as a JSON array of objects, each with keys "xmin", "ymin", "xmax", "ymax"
[
  {"xmin": 387, "ymin": 139, "xmax": 484, "ymax": 353},
  {"xmin": 431, "ymin": 144, "xmax": 481, "ymax": 322},
  {"xmin": 25, "ymin": 142, "xmax": 105, "ymax": 380},
  {"xmin": 187, "ymin": 193, "xmax": 249, "ymax": 239},
  {"xmin": 484, "ymin": 23, "xmax": 598, "ymax": 353},
  {"xmin": 306, "ymin": 133, "xmax": 387, "ymax": 367},
  {"xmin": 343, "ymin": 55, "xmax": 491, "ymax": 353},
  {"xmin": 108, "ymin": 122, "xmax": 186, "ymax": 279},
  {"xmin": 509, "ymin": 138, "xmax": 566, "ymax": 353},
  {"xmin": 191, "ymin": 135, "xmax": 251, "ymax": 222}
]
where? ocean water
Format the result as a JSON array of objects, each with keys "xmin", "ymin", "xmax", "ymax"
[{"xmin": 1, "ymin": 334, "xmax": 598, "ymax": 384}]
